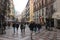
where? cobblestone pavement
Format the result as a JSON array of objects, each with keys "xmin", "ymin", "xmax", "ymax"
[{"xmin": 0, "ymin": 25, "xmax": 60, "ymax": 40}]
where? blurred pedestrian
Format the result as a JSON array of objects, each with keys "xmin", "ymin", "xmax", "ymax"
[
  {"xmin": 3, "ymin": 22, "xmax": 7, "ymax": 34},
  {"xmin": 12, "ymin": 22, "xmax": 16, "ymax": 33},
  {"xmin": 33, "ymin": 23, "xmax": 37, "ymax": 33},
  {"xmin": 29, "ymin": 21, "xmax": 35, "ymax": 33},
  {"xmin": 37, "ymin": 23, "xmax": 41, "ymax": 33},
  {"xmin": 8, "ymin": 22, "xmax": 10, "ymax": 28},
  {"xmin": 29, "ymin": 21, "xmax": 35, "ymax": 40},
  {"xmin": 15, "ymin": 22, "xmax": 19, "ymax": 33},
  {"xmin": 23, "ymin": 23, "xmax": 26, "ymax": 34},
  {"xmin": 20, "ymin": 23, "xmax": 24, "ymax": 33}
]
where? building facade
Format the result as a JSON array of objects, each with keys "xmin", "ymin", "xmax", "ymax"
[
  {"xmin": 30, "ymin": 0, "xmax": 56, "ymax": 23},
  {"xmin": 52, "ymin": 0, "xmax": 60, "ymax": 28},
  {"xmin": 5, "ymin": 0, "xmax": 15, "ymax": 26},
  {"xmin": 0, "ymin": 0, "xmax": 13, "ymax": 33},
  {"xmin": 7, "ymin": 0, "xmax": 15, "ymax": 20},
  {"xmin": 22, "ymin": 0, "xmax": 56, "ymax": 25},
  {"xmin": 25, "ymin": 0, "xmax": 30, "ymax": 22},
  {"xmin": 21, "ymin": 0, "xmax": 30, "ymax": 23},
  {"xmin": 21, "ymin": 8, "xmax": 27, "ymax": 23}
]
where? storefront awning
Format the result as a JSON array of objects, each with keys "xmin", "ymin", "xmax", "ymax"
[{"xmin": 52, "ymin": 12, "xmax": 60, "ymax": 19}]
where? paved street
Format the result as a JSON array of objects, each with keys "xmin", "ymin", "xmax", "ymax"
[{"xmin": 0, "ymin": 25, "xmax": 60, "ymax": 40}]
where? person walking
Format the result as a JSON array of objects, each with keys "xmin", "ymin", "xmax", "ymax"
[
  {"xmin": 37, "ymin": 23, "xmax": 41, "ymax": 33},
  {"xmin": 12, "ymin": 22, "xmax": 16, "ymax": 34},
  {"xmin": 29, "ymin": 21, "xmax": 35, "ymax": 40},
  {"xmin": 8, "ymin": 22, "xmax": 10, "ymax": 28},
  {"xmin": 2, "ymin": 22, "xmax": 6, "ymax": 34},
  {"xmin": 33, "ymin": 23, "xmax": 37, "ymax": 33},
  {"xmin": 15, "ymin": 22, "xmax": 19, "ymax": 33},
  {"xmin": 23, "ymin": 23, "xmax": 26, "ymax": 34},
  {"xmin": 20, "ymin": 23, "xmax": 26, "ymax": 36},
  {"xmin": 29, "ymin": 21, "xmax": 35, "ymax": 33},
  {"xmin": 20, "ymin": 23, "xmax": 24, "ymax": 33}
]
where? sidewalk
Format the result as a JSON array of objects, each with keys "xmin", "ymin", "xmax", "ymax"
[{"xmin": 0, "ymin": 26, "xmax": 60, "ymax": 40}]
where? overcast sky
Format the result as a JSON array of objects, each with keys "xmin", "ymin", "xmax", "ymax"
[{"xmin": 13, "ymin": 0, "xmax": 28, "ymax": 14}]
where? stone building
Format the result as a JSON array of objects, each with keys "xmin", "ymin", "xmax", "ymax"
[
  {"xmin": 52, "ymin": 0, "xmax": 60, "ymax": 28},
  {"xmin": 0, "ymin": 0, "xmax": 11, "ymax": 33},
  {"xmin": 22, "ymin": 0, "xmax": 56, "ymax": 25}
]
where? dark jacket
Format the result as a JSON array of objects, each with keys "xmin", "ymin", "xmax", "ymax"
[
  {"xmin": 20, "ymin": 24, "xmax": 25, "ymax": 29},
  {"xmin": 12, "ymin": 23, "xmax": 16, "ymax": 28},
  {"xmin": 37, "ymin": 24, "xmax": 41, "ymax": 29},
  {"xmin": 16, "ymin": 23, "xmax": 19, "ymax": 28},
  {"xmin": 29, "ymin": 22, "xmax": 35, "ymax": 31},
  {"xmin": 3, "ymin": 22, "xmax": 6, "ymax": 30}
]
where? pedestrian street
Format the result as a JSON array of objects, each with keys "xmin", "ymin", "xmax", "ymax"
[{"xmin": 0, "ymin": 26, "xmax": 60, "ymax": 40}]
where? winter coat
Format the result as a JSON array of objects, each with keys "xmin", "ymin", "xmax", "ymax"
[
  {"xmin": 37, "ymin": 24, "xmax": 41, "ymax": 29},
  {"xmin": 20, "ymin": 24, "xmax": 25, "ymax": 29},
  {"xmin": 29, "ymin": 22, "xmax": 35, "ymax": 31},
  {"xmin": 12, "ymin": 23, "xmax": 15, "ymax": 28},
  {"xmin": 15, "ymin": 23, "xmax": 19, "ymax": 28}
]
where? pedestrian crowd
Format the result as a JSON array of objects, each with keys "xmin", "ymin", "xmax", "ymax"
[
  {"xmin": 0, "ymin": 19, "xmax": 54, "ymax": 40},
  {"xmin": 0, "ymin": 20, "xmax": 54, "ymax": 34}
]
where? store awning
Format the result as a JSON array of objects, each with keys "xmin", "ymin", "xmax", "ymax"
[{"xmin": 52, "ymin": 12, "xmax": 60, "ymax": 19}]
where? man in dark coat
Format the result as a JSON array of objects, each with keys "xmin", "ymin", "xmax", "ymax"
[
  {"xmin": 15, "ymin": 23, "xmax": 19, "ymax": 32},
  {"xmin": 29, "ymin": 21, "xmax": 35, "ymax": 32},
  {"xmin": 29, "ymin": 21, "xmax": 35, "ymax": 40}
]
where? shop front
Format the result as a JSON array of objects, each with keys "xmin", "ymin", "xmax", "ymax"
[
  {"xmin": 57, "ymin": 19, "xmax": 60, "ymax": 29},
  {"xmin": 52, "ymin": 12, "xmax": 60, "ymax": 29}
]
